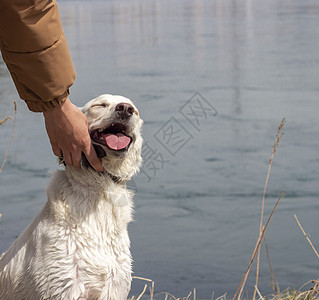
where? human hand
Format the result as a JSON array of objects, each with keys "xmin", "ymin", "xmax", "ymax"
[{"xmin": 43, "ymin": 98, "xmax": 104, "ymax": 172}]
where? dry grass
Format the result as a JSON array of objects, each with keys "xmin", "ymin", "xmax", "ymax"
[
  {"xmin": 273, "ymin": 281, "xmax": 319, "ymax": 300},
  {"xmin": 128, "ymin": 277, "xmax": 319, "ymax": 300},
  {"xmin": 128, "ymin": 277, "xmax": 212, "ymax": 300}
]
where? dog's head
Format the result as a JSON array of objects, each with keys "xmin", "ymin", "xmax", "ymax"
[{"xmin": 81, "ymin": 94, "xmax": 143, "ymax": 181}]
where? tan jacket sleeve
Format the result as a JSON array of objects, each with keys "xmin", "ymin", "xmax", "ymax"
[{"xmin": 0, "ymin": 0, "xmax": 76, "ymax": 112}]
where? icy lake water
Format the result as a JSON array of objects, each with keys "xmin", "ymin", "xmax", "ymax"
[{"xmin": 1, "ymin": 0, "xmax": 319, "ymax": 298}]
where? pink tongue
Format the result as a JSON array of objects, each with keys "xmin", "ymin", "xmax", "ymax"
[{"xmin": 104, "ymin": 133, "xmax": 131, "ymax": 150}]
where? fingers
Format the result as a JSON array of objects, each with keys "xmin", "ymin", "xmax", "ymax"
[
  {"xmin": 51, "ymin": 143, "xmax": 62, "ymax": 158},
  {"xmin": 50, "ymin": 138, "xmax": 103, "ymax": 171},
  {"xmin": 63, "ymin": 151, "xmax": 73, "ymax": 167},
  {"xmin": 54, "ymin": 146, "xmax": 93, "ymax": 171},
  {"xmin": 44, "ymin": 98, "xmax": 104, "ymax": 172},
  {"xmin": 83, "ymin": 143, "xmax": 104, "ymax": 172},
  {"xmin": 70, "ymin": 150, "xmax": 82, "ymax": 169}
]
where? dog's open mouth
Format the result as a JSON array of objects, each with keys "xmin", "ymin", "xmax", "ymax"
[{"xmin": 90, "ymin": 123, "xmax": 132, "ymax": 152}]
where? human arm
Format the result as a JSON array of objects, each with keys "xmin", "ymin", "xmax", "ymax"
[
  {"xmin": 0, "ymin": 0, "xmax": 103, "ymax": 171},
  {"xmin": 0, "ymin": 0, "xmax": 75, "ymax": 112}
]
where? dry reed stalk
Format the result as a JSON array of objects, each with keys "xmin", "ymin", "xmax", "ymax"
[
  {"xmin": 253, "ymin": 118, "xmax": 286, "ymax": 300},
  {"xmin": 301, "ymin": 290, "xmax": 312, "ymax": 300},
  {"xmin": 0, "ymin": 116, "xmax": 12, "ymax": 125},
  {"xmin": 0, "ymin": 101, "xmax": 17, "ymax": 175},
  {"xmin": 235, "ymin": 118, "xmax": 286, "ymax": 300},
  {"xmin": 161, "ymin": 292, "xmax": 177, "ymax": 300},
  {"xmin": 264, "ymin": 236, "xmax": 279, "ymax": 294},
  {"xmin": 150, "ymin": 280, "xmax": 154, "ymax": 300},
  {"xmin": 132, "ymin": 276, "xmax": 154, "ymax": 283},
  {"xmin": 215, "ymin": 293, "xmax": 227, "ymax": 300},
  {"xmin": 130, "ymin": 276, "xmax": 154, "ymax": 300},
  {"xmin": 294, "ymin": 215, "xmax": 319, "ymax": 260},
  {"xmin": 312, "ymin": 279, "xmax": 319, "ymax": 297},
  {"xmin": 255, "ymin": 285, "xmax": 264, "ymax": 300},
  {"xmin": 131, "ymin": 276, "xmax": 196, "ymax": 300},
  {"xmin": 237, "ymin": 228, "xmax": 264, "ymax": 299},
  {"xmin": 136, "ymin": 284, "xmax": 148, "ymax": 300},
  {"xmin": 233, "ymin": 191, "xmax": 285, "ymax": 300}
]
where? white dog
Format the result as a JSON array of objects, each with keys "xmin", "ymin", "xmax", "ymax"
[{"xmin": 0, "ymin": 94, "xmax": 143, "ymax": 300}]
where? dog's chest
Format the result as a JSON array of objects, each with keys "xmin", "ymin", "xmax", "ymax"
[
  {"xmin": 49, "ymin": 196, "xmax": 133, "ymax": 298},
  {"xmin": 70, "ymin": 200, "xmax": 131, "ymax": 259}
]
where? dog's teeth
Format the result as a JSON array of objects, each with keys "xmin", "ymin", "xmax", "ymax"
[{"xmin": 98, "ymin": 129, "xmax": 103, "ymax": 132}]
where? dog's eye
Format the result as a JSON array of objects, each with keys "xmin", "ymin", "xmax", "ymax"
[{"xmin": 92, "ymin": 102, "xmax": 109, "ymax": 108}]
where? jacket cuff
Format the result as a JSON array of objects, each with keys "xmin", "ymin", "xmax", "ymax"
[{"xmin": 25, "ymin": 89, "xmax": 70, "ymax": 112}]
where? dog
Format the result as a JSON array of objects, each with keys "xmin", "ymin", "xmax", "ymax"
[{"xmin": 0, "ymin": 94, "xmax": 143, "ymax": 300}]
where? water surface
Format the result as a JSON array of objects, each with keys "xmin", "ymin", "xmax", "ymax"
[{"xmin": 1, "ymin": 0, "xmax": 319, "ymax": 298}]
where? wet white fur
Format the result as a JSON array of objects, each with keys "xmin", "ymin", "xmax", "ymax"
[{"xmin": 0, "ymin": 94, "xmax": 143, "ymax": 300}]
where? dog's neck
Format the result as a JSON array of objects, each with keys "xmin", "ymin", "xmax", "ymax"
[
  {"xmin": 103, "ymin": 169, "xmax": 125, "ymax": 183},
  {"xmin": 81, "ymin": 154, "xmax": 136, "ymax": 183},
  {"xmin": 60, "ymin": 156, "xmax": 134, "ymax": 188},
  {"xmin": 64, "ymin": 165, "xmax": 130, "ymax": 191},
  {"xmin": 48, "ymin": 167, "xmax": 133, "ymax": 226}
]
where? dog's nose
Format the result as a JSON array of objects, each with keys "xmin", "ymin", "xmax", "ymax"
[{"xmin": 115, "ymin": 102, "xmax": 135, "ymax": 118}]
